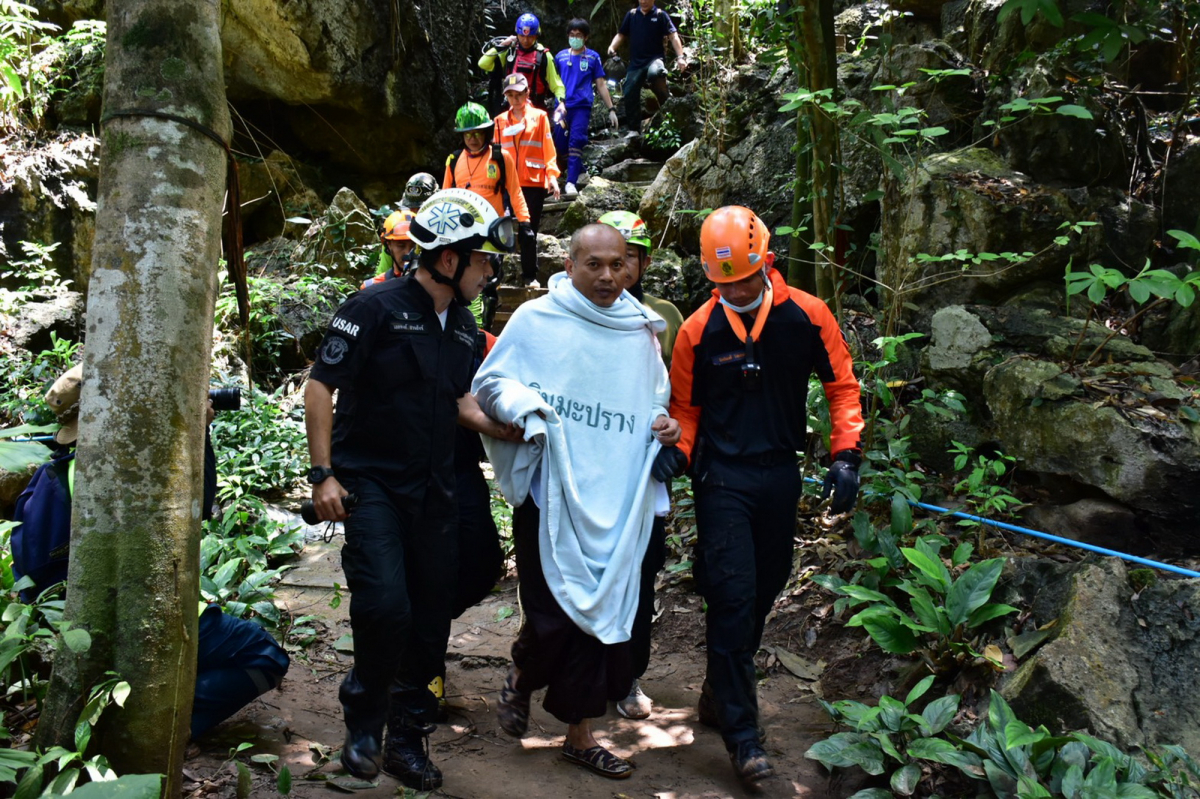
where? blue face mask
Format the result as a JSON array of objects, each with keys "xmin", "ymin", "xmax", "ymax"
[
  {"xmin": 569, "ymin": 36, "xmax": 585, "ymax": 50},
  {"xmin": 718, "ymin": 291, "xmax": 764, "ymax": 314}
]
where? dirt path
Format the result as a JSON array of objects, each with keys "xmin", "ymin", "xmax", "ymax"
[{"xmin": 183, "ymin": 535, "xmax": 855, "ymax": 799}]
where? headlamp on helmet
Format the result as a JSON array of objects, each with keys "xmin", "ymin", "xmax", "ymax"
[{"xmin": 402, "ymin": 173, "xmax": 439, "ymax": 209}]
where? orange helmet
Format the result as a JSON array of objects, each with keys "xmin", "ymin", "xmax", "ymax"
[
  {"xmin": 381, "ymin": 209, "xmax": 416, "ymax": 241},
  {"xmin": 700, "ymin": 205, "xmax": 772, "ymax": 283}
]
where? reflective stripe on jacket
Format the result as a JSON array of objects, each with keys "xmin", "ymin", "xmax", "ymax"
[{"xmin": 492, "ymin": 106, "xmax": 560, "ymax": 188}]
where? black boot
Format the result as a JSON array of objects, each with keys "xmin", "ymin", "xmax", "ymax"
[
  {"xmin": 340, "ymin": 727, "xmax": 381, "ymax": 780},
  {"xmin": 730, "ymin": 739, "xmax": 774, "ymax": 787},
  {"xmin": 383, "ymin": 716, "xmax": 443, "ymax": 790},
  {"xmin": 338, "ymin": 674, "xmax": 385, "ymax": 780}
]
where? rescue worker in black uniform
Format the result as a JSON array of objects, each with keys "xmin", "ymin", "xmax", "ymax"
[
  {"xmin": 305, "ymin": 188, "xmax": 515, "ymax": 790},
  {"xmin": 662, "ymin": 206, "xmax": 865, "ymax": 788}
]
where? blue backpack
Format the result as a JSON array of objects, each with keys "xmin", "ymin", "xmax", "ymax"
[{"xmin": 11, "ymin": 451, "xmax": 74, "ymax": 601}]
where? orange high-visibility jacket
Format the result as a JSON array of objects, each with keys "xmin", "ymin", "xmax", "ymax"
[
  {"xmin": 669, "ymin": 267, "xmax": 864, "ymax": 466},
  {"xmin": 492, "ymin": 106, "xmax": 560, "ymax": 190}
]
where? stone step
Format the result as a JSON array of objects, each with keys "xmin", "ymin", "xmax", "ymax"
[{"xmin": 491, "ymin": 284, "xmax": 548, "ymax": 335}]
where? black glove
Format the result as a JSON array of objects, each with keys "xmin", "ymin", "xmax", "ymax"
[
  {"xmin": 652, "ymin": 446, "xmax": 688, "ymax": 483},
  {"xmin": 821, "ymin": 450, "xmax": 862, "ymax": 514}
]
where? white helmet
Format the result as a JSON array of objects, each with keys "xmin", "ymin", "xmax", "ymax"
[{"xmin": 408, "ymin": 188, "xmax": 516, "ymax": 255}]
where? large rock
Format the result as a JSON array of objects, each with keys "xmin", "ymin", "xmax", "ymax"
[
  {"xmin": 289, "ymin": 187, "xmax": 377, "ymax": 282},
  {"xmin": 984, "ymin": 355, "xmax": 1200, "ymax": 550},
  {"xmin": 1001, "ymin": 559, "xmax": 1200, "ymax": 756},
  {"xmin": 0, "ymin": 133, "xmax": 98, "ymax": 296},
  {"xmin": 914, "ymin": 304, "xmax": 1200, "ymax": 547},
  {"xmin": 239, "ymin": 151, "xmax": 328, "ymax": 244},
  {"xmin": 0, "ymin": 292, "xmax": 86, "ymax": 354},
  {"xmin": 1162, "ymin": 136, "xmax": 1200, "ymax": 235},
  {"xmin": 639, "ymin": 65, "xmax": 800, "ymax": 253},
  {"xmin": 561, "ymin": 177, "xmax": 646, "ymax": 231},
  {"xmin": 879, "ymin": 147, "xmax": 1149, "ymax": 328},
  {"xmin": 220, "ymin": 0, "xmax": 486, "ymax": 172}
]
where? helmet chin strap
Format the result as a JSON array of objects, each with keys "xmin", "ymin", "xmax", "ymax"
[{"xmin": 425, "ymin": 248, "xmax": 473, "ymax": 305}]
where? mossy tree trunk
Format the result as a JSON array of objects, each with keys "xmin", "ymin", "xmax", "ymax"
[
  {"xmin": 36, "ymin": 0, "xmax": 230, "ymax": 793},
  {"xmin": 786, "ymin": 0, "xmax": 837, "ymax": 300}
]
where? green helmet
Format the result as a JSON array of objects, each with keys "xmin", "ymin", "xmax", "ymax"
[
  {"xmin": 598, "ymin": 210, "xmax": 652, "ymax": 254},
  {"xmin": 455, "ymin": 102, "xmax": 493, "ymax": 133}
]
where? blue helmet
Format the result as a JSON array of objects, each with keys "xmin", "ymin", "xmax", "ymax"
[{"xmin": 515, "ymin": 13, "xmax": 540, "ymax": 36}]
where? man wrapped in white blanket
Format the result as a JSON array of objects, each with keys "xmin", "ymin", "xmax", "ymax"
[{"xmin": 471, "ymin": 223, "xmax": 680, "ymax": 779}]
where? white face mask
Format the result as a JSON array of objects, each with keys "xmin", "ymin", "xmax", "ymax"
[
  {"xmin": 569, "ymin": 36, "xmax": 585, "ymax": 50},
  {"xmin": 718, "ymin": 291, "xmax": 764, "ymax": 314}
]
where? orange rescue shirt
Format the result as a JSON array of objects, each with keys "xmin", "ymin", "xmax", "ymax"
[{"xmin": 443, "ymin": 146, "xmax": 531, "ymax": 223}]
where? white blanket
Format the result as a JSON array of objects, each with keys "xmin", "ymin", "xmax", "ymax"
[{"xmin": 473, "ymin": 272, "xmax": 669, "ymax": 644}]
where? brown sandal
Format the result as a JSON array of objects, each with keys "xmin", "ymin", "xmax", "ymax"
[
  {"xmin": 497, "ymin": 666, "xmax": 530, "ymax": 737},
  {"xmin": 562, "ymin": 742, "xmax": 633, "ymax": 779}
]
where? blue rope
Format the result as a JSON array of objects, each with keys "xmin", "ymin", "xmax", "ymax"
[{"xmin": 803, "ymin": 477, "xmax": 1200, "ymax": 579}]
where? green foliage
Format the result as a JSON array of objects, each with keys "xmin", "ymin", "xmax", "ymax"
[
  {"xmin": 813, "ymin": 534, "xmax": 1017, "ymax": 669},
  {"xmin": 0, "ymin": 334, "xmax": 80, "ymax": 428},
  {"xmin": 998, "ymin": 0, "xmax": 1065, "ymax": 27},
  {"xmin": 207, "ymin": 385, "xmax": 307, "ymax": 503},
  {"xmin": 948, "ymin": 442, "xmax": 1023, "ymax": 526},
  {"xmin": 806, "ymin": 674, "xmax": 973, "ymax": 792},
  {"xmin": 213, "ymin": 268, "xmax": 347, "ymax": 384},
  {"xmin": 200, "ymin": 496, "xmax": 304, "ymax": 627},
  {"xmin": 0, "ymin": 2, "xmax": 105, "ymax": 130},
  {"xmin": 809, "ymin": 687, "xmax": 1200, "ymax": 798},
  {"xmin": 643, "ymin": 112, "xmax": 683, "ymax": 152},
  {"xmin": 0, "ymin": 241, "xmax": 70, "ymax": 313},
  {"xmin": 0, "ymin": 0, "xmax": 58, "ymax": 126},
  {"xmin": 1, "ymin": 669, "xmax": 159, "ymax": 797}
]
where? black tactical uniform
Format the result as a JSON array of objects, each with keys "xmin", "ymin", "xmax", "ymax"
[{"xmin": 310, "ymin": 274, "xmax": 476, "ymax": 745}]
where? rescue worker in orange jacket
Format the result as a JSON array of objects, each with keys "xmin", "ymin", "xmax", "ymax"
[
  {"xmin": 660, "ymin": 206, "xmax": 864, "ymax": 788},
  {"xmin": 444, "ymin": 102, "xmax": 531, "ymax": 226},
  {"xmin": 362, "ymin": 209, "xmax": 417, "ymax": 289},
  {"xmin": 493, "ymin": 73, "xmax": 560, "ymax": 287}
]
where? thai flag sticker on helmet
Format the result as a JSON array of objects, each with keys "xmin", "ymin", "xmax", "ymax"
[{"xmin": 715, "ymin": 246, "xmax": 733, "ymax": 259}]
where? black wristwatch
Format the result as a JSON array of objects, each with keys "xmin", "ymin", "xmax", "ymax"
[{"xmin": 307, "ymin": 465, "xmax": 335, "ymax": 485}]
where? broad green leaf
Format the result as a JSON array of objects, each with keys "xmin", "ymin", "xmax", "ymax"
[
  {"xmin": 901, "ymin": 548, "xmax": 950, "ymax": 592},
  {"xmin": 811, "ymin": 573, "xmax": 847, "ymax": 592},
  {"xmin": 838, "ymin": 585, "xmax": 896, "ymax": 605},
  {"xmin": 0, "ymin": 439, "xmax": 52, "ymax": 473},
  {"xmin": 112, "ymin": 681, "xmax": 131, "ymax": 707},
  {"xmin": 846, "ymin": 790, "xmax": 894, "ymax": 799},
  {"xmin": 62, "ymin": 627, "xmax": 92, "ymax": 653},
  {"xmin": 806, "ymin": 732, "xmax": 868, "ymax": 767},
  {"xmin": 277, "ymin": 765, "xmax": 292, "ymax": 795},
  {"xmin": 891, "ymin": 493, "xmax": 912, "ymax": 538},
  {"xmin": 1017, "ymin": 773, "xmax": 1052, "ymax": 797},
  {"xmin": 1055, "ymin": 104, "xmax": 1093, "ymax": 119},
  {"xmin": 879, "ymin": 695, "xmax": 907, "ymax": 731},
  {"xmin": 951, "ymin": 541, "xmax": 973, "ymax": 566},
  {"xmin": 1004, "ymin": 719, "xmax": 1044, "ymax": 749},
  {"xmin": 1168, "ymin": 229, "xmax": 1200, "ymax": 251},
  {"xmin": 891, "ymin": 763, "xmax": 921, "ymax": 795},
  {"xmin": 905, "ymin": 674, "xmax": 935, "ymax": 706},
  {"xmin": 862, "ymin": 614, "xmax": 920, "ymax": 654},
  {"xmin": 1060, "ymin": 761, "xmax": 1084, "ymax": 797},
  {"xmin": 921, "ymin": 694, "xmax": 960, "ymax": 735},
  {"xmin": 945, "ymin": 558, "xmax": 1005, "ymax": 627},
  {"xmin": 967, "ymin": 602, "xmax": 1019, "ymax": 627}
]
